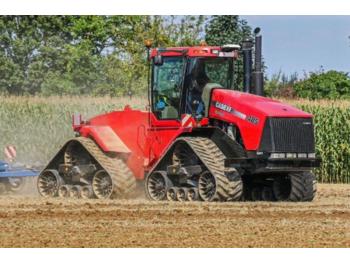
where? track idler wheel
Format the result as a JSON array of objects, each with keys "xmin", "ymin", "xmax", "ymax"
[
  {"xmin": 37, "ymin": 169, "xmax": 63, "ymax": 197},
  {"xmin": 81, "ymin": 185, "xmax": 94, "ymax": 199},
  {"xmin": 69, "ymin": 185, "xmax": 81, "ymax": 198},
  {"xmin": 198, "ymin": 171, "xmax": 217, "ymax": 201},
  {"xmin": 176, "ymin": 188, "xmax": 188, "ymax": 202},
  {"xmin": 58, "ymin": 185, "xmax": 72, "ymax": 198},
  {"xmin": 92, "ymin": 170, "xmax": 113, "ymax": 199},
  {"xmin": 187, "ymin": 188, "xmax": 199, "ymax": 201},
  {"xmin": 166, "ymin": 187, "xmax": 178, "ymax": 201},
  {"xmin": 146, "ymin": 171, "xmax": 172, "ymax": 201}
]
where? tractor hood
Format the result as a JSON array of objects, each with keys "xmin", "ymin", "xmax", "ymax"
[
  {"xmin": 210, "ymin": 89, "xmax": 312, "ymax": 118},
  {"xmin": 209, "ymin": 89, "xmax": 313, "ymax": 151}
]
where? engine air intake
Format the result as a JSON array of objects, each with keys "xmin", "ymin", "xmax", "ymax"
[{"xmin": 259, "ymin": 117, "xmax": 315, "ymax": 153}]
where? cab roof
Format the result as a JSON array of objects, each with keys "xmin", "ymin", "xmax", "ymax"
[{"xmin": 150, "ymin": 46, "xmax": 238, "ymax": 58}]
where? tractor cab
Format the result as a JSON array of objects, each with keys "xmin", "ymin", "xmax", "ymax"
[{"xmin": 149, "ymin": 45, "xmax": 239, "ymax": 120}]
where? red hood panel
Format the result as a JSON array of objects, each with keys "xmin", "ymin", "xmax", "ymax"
[
  {"xmin": 212, "ymin": 89, "xmax": 312, "ymax": 118},
  {"xmin": 209, "ymin": 89, "xmax": 313, "ymax": 151}
]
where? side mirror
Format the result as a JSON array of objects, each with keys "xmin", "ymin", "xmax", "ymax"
[{"xmin": 153, "ymin": 54, "xmax": 163, "ymax": 66}]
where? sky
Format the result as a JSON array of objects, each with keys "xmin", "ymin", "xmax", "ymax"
[{"xmin": 241, "ymin": 16, "xmax": 350, "ymax": 78}]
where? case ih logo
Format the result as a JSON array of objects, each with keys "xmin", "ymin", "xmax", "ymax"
[
  {"xmin": 213, "ymin": 101, "xmax": 259, "ymax": 125},
  {"xmin": 215, "ymin": 101, "xmax": 232, "ymax": 113}
]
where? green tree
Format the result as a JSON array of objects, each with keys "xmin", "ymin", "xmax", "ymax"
[
  {"xmin": 205, "ymin": 15, "xmax": 252, "ymax": 46},
  {"xmin": 0, "ymin": 15, "xmax": 147, "ymax": 95},
  {"xmin": 294, "ymin": 70, "xmax": 350, "ymax": 99},
  {"xmin": 0, "ymin": 16, "xmax": 74, "ymax": 94},
  {"xmin": 205, "ymin": 15, "xmax": 252, "ymax": 90},
  {"xmin": 265, "ymin": 71, "xmax": 298, "ymax": 98},
  {"xmin": 162, "ymin": 16, "xmax": 206, "ymax": 46},
  {"xmin": 0, "ymin": 15, "xmax": 207, "ymax": 96}
]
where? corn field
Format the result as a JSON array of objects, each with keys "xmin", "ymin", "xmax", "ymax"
[
  {"xmin": 281, "ymin": 99, "xmax": 350, "ymax": 183},
  {"xmin": 0, "ymin": 96, "xmax": 349, "ymax": 183},
  {"xmin": 0, "ymin": 96, "xmax": 146, "ymax": 167}
]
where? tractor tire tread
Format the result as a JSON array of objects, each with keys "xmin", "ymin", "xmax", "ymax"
[
  {"xmin": 289, "ymin": 172, "xmax": 317, "ymax": 202},
  {"xmin": 179, "ymin": 137, "xmax": 242, "ymax": 201}
]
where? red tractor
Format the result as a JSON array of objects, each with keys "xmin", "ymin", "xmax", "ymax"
[{"xmin": 37, "ymin": 28, "xmax": 320, "ymax": 201}]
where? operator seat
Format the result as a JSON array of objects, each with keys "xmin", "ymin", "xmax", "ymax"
[{"xmin": 201, "ymin": 83, "xmax": 223, "ymax": 117}]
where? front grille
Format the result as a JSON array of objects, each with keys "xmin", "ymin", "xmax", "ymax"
[{"xmin": 259, "ymin": 117, "xmax": 315, "ymax": 153}]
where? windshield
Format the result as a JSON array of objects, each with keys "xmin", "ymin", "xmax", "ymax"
[{"xmin": 188, "ymin": 57, "xmax": 233, "ymax": 88}]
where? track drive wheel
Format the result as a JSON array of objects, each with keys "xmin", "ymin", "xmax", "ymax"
[
  {"xmin": 198, "ymin": 171, "xmax": 217, "ymax": 201},
  {"xmin": 273, "ymin": 172, "xmax": 317, "ymax": 202},
  {"xmin": 146, "ymin": 171, "xmax": 172, "ymax": 201},
  {"xmin": 198, "ymin": 170, "xmax": 243, "ymax": 202},
  {"xmin": 37, "ymin": 169, "xmax": 63, "ymax": 197},
  {"xmin": 92, "ymin": 170, "xmax": 113, "ymax": 199}
]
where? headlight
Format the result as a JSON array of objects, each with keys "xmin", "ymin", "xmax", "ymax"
[
  {"xmin": 308, "ymin": 153, "xmax": 316, "ymax": 158},
  {"xmin": 270, "ymin": 153, "xmax": 285, "ymax": 159},
  {"xmin": 286, "ymin": 153, "xmax": 297, "ymax": 158}
]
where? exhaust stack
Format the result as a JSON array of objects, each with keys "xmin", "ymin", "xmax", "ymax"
[
  {"xmin": 253, "ymin": 27, "xmax": 264, "ymax": 96},
  {"xmin": 242, "ymin": 38, "xmax": 253, "ymax": 93}
]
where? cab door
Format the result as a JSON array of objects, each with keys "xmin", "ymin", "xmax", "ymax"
[{"xmin": 149, "ymin": 55, "xmax": 186, "ymax": 161}]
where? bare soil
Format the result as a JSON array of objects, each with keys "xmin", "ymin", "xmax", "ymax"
[{"xmin": 0, "ymin": 184, "xmax": 349, "ymax": 247}]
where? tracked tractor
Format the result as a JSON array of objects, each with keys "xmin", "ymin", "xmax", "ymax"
[{"xmin": 37, "ymin": 28, "xmax": 320, "ymax": 202}]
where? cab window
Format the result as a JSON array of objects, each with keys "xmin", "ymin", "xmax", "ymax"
[
  {"xmin": 152, "ymin": 56, "xmax": 184, "ymax": 119},
  {"xmin": 203, "ymin": 57, "xmax": 233, "ymax": 88}
]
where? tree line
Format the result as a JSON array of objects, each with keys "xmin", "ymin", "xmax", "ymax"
[
  {"xmin": 0, "ymin": 15, "xmax": 252, "ymax": 96},
  {"xmin": 265, "ymin": 69, "xmax": 350, "ymax": 99},
  {"xmin": 1, "ymin": 15, "xmax": 348, "ymax": 99}
]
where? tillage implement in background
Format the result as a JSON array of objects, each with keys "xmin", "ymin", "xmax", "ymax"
[{"xmin": 1, "ymin": 146, "xmax": 38, "ymax": 195}]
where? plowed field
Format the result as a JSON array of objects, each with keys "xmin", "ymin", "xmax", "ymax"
[{"xmin": 0, "ymin": 184, "xmax": 349, "ymax": 247}]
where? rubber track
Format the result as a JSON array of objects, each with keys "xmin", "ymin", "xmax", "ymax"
[
  {"xmin": 289, "ymin": 172, "xmax": 317, "ymax": 202},
  {"xmin": 179, "ymin": 137, "xmax": 243, "ymax": 201},
  {"xmin": 69, "ymin": 137, "xmax": 136, "ymax": 198}
]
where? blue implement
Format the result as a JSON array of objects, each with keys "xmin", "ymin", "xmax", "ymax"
[
  {"xmin": 0, "ymin": 160, "xmax": 39, "ymax": 177},
  {"xmin": 0, "ymin": 170, "xmax": 38, "ymax": 178}
]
